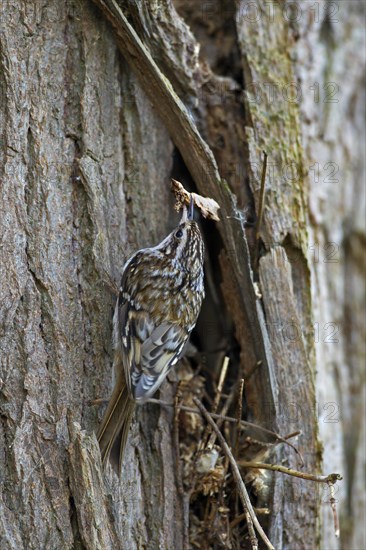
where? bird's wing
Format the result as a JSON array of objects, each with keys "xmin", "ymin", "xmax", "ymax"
[
  {"xmin": 118, "ymin": 299, "xmax": 189, "ymax": 401},
  {"xmin": 136, "ymin": 321, "xmax": 189, "ymax": 400}
]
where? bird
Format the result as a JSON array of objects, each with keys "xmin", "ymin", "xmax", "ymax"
[{"xmin": 97, "ymin": 196, "xmax": 205, "ymax": 473}]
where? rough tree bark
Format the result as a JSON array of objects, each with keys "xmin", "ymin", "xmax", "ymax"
[{"xmin": 0, "ymin": 1, "xmax": 364, "ymax": 550}]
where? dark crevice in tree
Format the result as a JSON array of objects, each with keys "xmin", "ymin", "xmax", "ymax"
[{"xmin": 173, "ymin": 0, "xmax": 243, "ymax": 84}]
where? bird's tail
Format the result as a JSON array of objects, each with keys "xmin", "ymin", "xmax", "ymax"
[{"xmin": 97, "ymin": 379, "xmax": 135, "ymax": 474}]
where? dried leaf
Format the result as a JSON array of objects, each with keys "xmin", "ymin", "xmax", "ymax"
[
  {"xmin": 198, "ymin": 465, "xmax": 226, "ymax": 496},
  {"xmin": 171, "ymin": 179, "xmax": 220, "ymax": 221}
]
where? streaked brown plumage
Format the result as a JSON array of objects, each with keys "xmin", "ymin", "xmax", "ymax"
[{"xmin": 97, "ymin": 198, "xmax": 205, "ymax": 473}]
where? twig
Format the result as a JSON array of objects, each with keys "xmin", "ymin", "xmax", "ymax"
[
  {"xmin": 239, "ymin": 461, "xmax": 342, "ymax": 484},
  {"xmin": 284, "ymin": 430, "xmax": 301, "ymax": 440},
  {"xmin": 244, "ymin": 508, "xmax": 259, "ymax": 550},
  {"xmin": 230, "ymin": 508, "xmax": 270, "ymax": 529},
  {"xmin": 193, "ymin": 397, "xmax": 275, "ymax": 550},
  {"xmin": 253, "ymin": 507, "xmax": 270, "ymax": 516},
  {"xmin": 201, "ymin": 378, "xmax": 235, "ymax": 529},
  {"xmin": 230, "ymin": 509, "xmax": 270, "ymax": 531},
  {"xmin": 255, "ymin": 151, "xmax": 267, "ymax": 242},
  {"xmin": 245, "ymin": 360, "xmax": 262, "ymax": 381},
  {"xmin": 234, "ymin": 379, "xmax": 245, "ymax": 459},
  {"xmin": 328, "ymin": 481, "xmax": 340, "ymax": 538},
  {"xmin": 233, "ymin": 379, "xmax": 245, "ymax": 530},
  {"xmin": 202, "ymin": 357, "xmax": 230, "ymax": 451},
  {"xmin": 89, "ymin": 398, "xmax": 108, "ymax": 406},
  {"xmin": 206, "ymin": 386, "xmax": 234, "ymax": 451},
  {"xmin": 147, "ymin": 397, "xmax": 300, "ymax": 457},
  {"xmin": 254, "ymin": 151, "xmax": 267, "ymax": 268},
  {"xmin": 213, "ymin": 356, "xmax": 230, "ymax": 414}
]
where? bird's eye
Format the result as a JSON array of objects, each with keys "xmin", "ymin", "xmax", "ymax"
[{"xmin": 175, "ymin": 228, "xmax": 184, "ymax": 239}]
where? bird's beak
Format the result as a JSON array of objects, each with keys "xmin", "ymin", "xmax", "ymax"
[
  {"xmin": 188, "ymin": 194, "xmax": 194, "ymax": 220},
  {"xmin": 180, "ymin": 194, "xmax": 195, "ymax": 223}
]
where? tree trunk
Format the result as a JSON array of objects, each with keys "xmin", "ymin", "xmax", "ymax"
[{"xmin": 0, "ymin": 1, "xmax": 364, "ymax": 549}]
